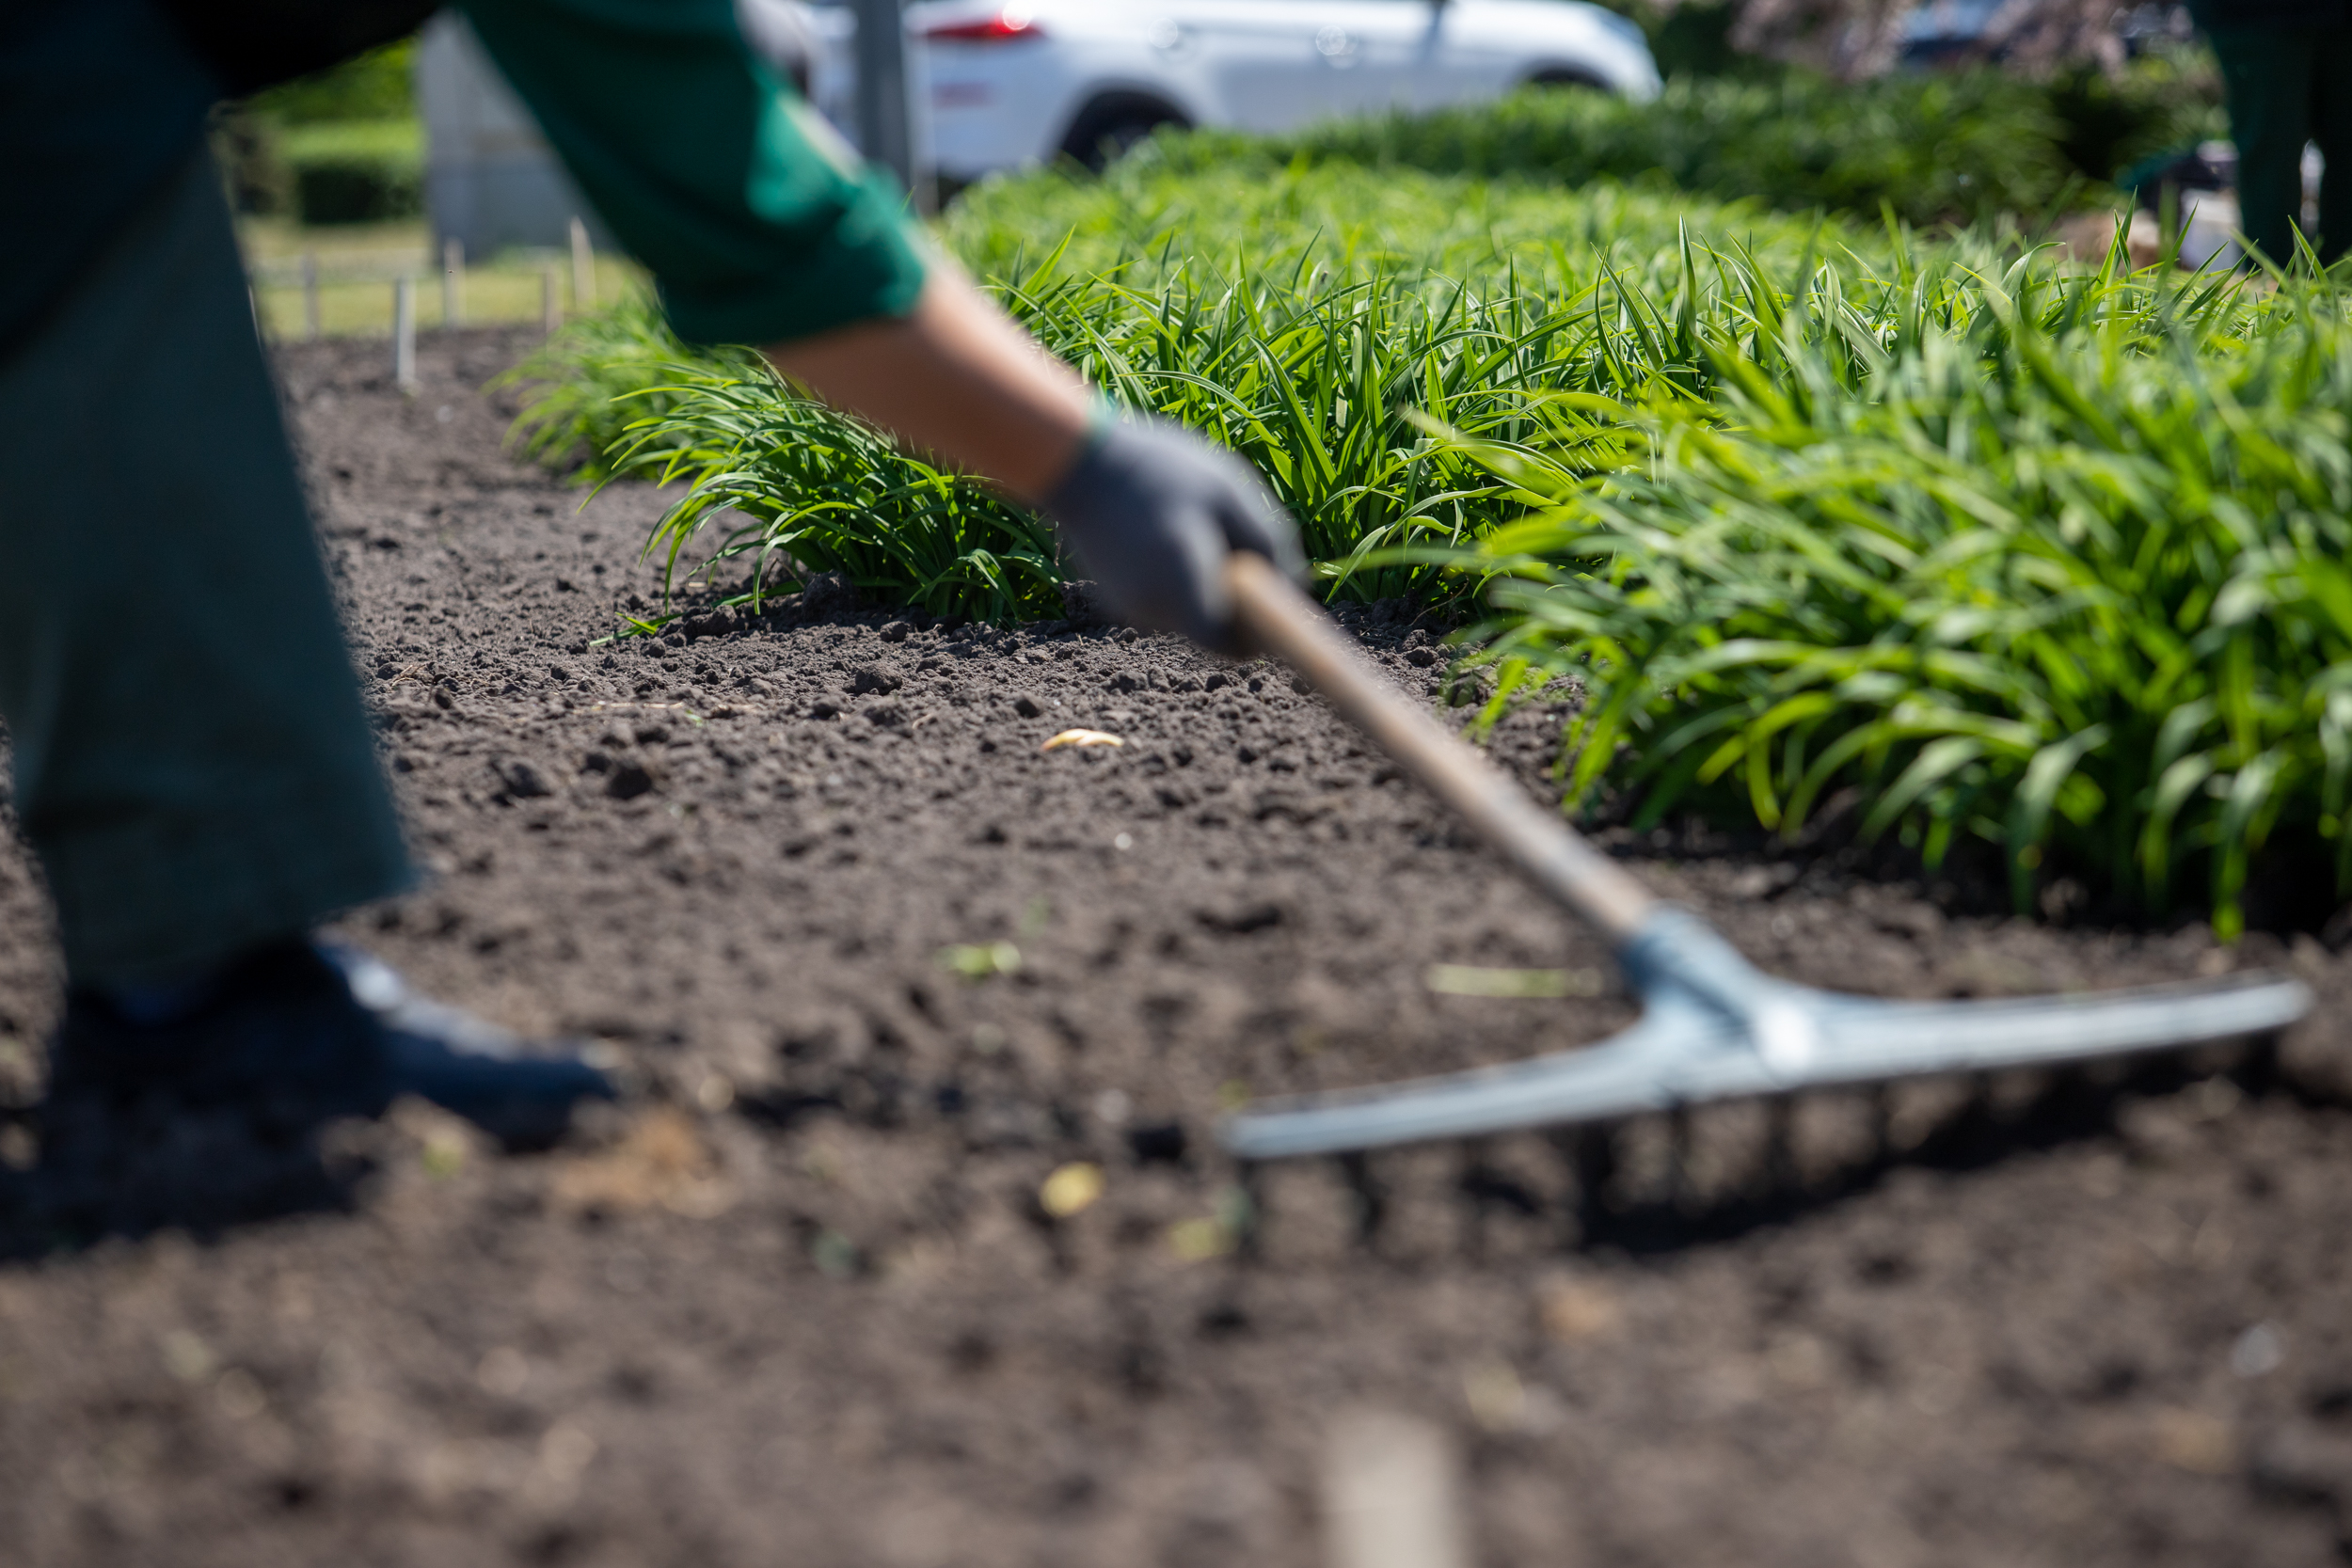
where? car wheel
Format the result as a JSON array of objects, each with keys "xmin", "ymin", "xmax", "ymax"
[{"xmin": 1058, "ymin": 97, "xmax": 1189, "ymax": 172}]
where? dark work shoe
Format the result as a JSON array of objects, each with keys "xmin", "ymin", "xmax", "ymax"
[
  {"xmin": 318, "ymin": 943, "xmax": 615, "ymax": 1149},
  {"xmin": 20, "ymin": 942, "xmax": 619, "ymax": 1246},
  {"xmin": 45, "ymin": 942, "xmax": 614, "ymax": 1153},
  {"xmin": 47, "ymin": 942, "xmax": 396, "ymax": 1132}
]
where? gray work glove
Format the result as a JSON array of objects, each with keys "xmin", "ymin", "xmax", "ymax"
[{"xmin": 1039, "ymin": 416, "xmax": 1307, "ymax": 653}]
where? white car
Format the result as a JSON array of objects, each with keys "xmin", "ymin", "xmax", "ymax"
[{"xmin": 760, "ymin": 0, "xmax": 1659, "ymax": 185}]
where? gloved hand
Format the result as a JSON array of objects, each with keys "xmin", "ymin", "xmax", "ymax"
[{"xmin": 1038, "ymin": 415, "xmax": 1307, "ymax": 652}]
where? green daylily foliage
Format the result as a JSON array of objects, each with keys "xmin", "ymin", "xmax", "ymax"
[
  {"xmin": 1444, "ymin": 241, "xmax": 2352, "ymax": 937},
  {"xmin": 506, "ymin": 162, "xmax": 1865, "ymax": 620}
]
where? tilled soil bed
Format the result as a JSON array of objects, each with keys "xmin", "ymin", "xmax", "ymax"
[{"xmin": 3, "ymin": 327, "xmax": 2352, "ymax": 1568}]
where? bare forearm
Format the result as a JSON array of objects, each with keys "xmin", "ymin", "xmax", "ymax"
[{"xmin": 761, "ymin": 270, "xmax": 1094, "ymax": 503}]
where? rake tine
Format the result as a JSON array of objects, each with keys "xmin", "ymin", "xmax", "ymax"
[
  {"xmin": 1338, "ymin": 1150, "xmax": 1384, "ymax": 1248},
  {"xmin": 2235, "ymin": 1029, "xmax": 2283, "ymax": 1092},
  {"xmin": 1665, "ymin": 1104, "xmax": 1695, "ymax": 1212},
  {"xmin": 1572, "ymin": 1121, "xmax": 1617, "ymax": 1237},
  {"xmin": 1233, "ymin": 1162, "xmax": 1265, "ymax": 1262},
  {"xmin": 1760, "ymin": 1094, "xmax": 1797, "ymax": 1193}
]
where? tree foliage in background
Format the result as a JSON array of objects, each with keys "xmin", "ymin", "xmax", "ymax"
[
  {"xmin": 246, "ymin": 38, "xmax": 418, "ymax": 123},
  {"xmin": 1629, "ymin": 0, "xmax": 2193, "ymax": 82}
]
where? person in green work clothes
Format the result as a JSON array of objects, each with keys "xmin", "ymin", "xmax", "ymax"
[
  {"xmin": 1, "ymin": 0, "xmax": 1299, "ymax": 1201},
  {"xmin": 2191, "ymin": 0, "xmax": 2352, "ymax": 265}
]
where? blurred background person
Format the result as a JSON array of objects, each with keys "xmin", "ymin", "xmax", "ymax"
[{"xmin": 2190, "ymin": 0, "xmax": 2352, "ymax": 264}]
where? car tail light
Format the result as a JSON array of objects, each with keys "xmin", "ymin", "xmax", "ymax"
[{"xmin": 921, "ymin": 6, "xmax": 1043, "ymax": 41}]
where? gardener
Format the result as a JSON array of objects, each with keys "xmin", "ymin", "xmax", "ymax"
[
  {"xmin": 1, "ymin": 1, "xmax": 1299, "ymax": 1170},
  {"xmin": 2190, "ymin": 0, "xmax": 2352, "ymax": 265}
]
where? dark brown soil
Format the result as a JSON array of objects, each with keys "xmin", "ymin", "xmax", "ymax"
[{"xmin": 4, "ymin": 327, "xmax": 2352, "ymax": 1568}]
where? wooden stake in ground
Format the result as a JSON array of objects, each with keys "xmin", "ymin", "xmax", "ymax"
[
  {"xmin": 1320, "ymin": 1410, "xmax": 1470, "ymax": 1568},
  {"xmin": 301, "ymin": 253, "xmax": 320, "ymax": 341},
  {"xmin": 392, "ymin": 276, "xmax": 417, "ymax": 391},
  {"xmin": 442, "ymin": 236, "xmax": 464, "ymax": 327},
  {"xmin": 570, "ymin": 216, "xmax": 595, "ymax": 310}
]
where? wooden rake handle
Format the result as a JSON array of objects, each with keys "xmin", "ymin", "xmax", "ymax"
[{"xmin": 1226, "ymin": 552, "xmax": 1661, "ymax": 945}]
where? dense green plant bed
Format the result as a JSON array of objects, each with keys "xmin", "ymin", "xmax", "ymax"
[
  {"xmin": 1439, "ymin": 253, "xmax": 2351, "ymax": 937},
  {"xmin": 507, "ymin": 149, "xmax": 2352, "ymax": 929}
]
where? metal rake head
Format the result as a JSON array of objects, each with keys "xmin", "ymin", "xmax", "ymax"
[{"xmin": 1220, "ymin": 910, "xmax": 2312, "ymax": 1162}]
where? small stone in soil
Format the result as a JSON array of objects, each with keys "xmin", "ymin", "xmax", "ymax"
[
  {"xmin": 605, "ymin": 763, "xmax": 657, "ymax": 800},
  {"xmin": 498, "ymin": 761, "xmax": 552, "ymax": 799}
]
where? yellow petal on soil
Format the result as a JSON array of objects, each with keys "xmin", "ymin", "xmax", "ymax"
[
  {"xmin": 1462, "ymin": 1360, "xmax": 1528, "ymax": 1433},
  {"xmin": 1168, "ymin": 1216, "xmax": 1232, "ymax": 1262},
  {"xmin": 1041, "ymin": 728, "xmax": 1124, "ymax": 751},
  {"xmin": 1039, "ymin": 1161, "xmax": 1104, "ymax": 1218},
  {"xmin": 1424, "ymin": 963, "xmax": 1602, "ymax": 999}
]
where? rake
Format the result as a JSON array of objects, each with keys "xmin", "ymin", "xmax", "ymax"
[{"xmin": 1216, "ymin": 556, "xmax": 2313, "ymax": 1163}]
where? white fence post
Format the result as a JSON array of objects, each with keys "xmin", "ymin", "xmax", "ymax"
[
  {"xmin": 441, "ymin": 236, "xmax": 464, "ymax": 327},
  {"xmin": 569, "ymin": 216, "xmax": 595, "ymax": 311},
  {"xmin": 393, "ymin": 276, "xmax": 417, "ymax": 390}
]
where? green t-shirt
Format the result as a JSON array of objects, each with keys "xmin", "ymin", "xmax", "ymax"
[
  {"xmin": 0, "ymin": 0, "xmax": 928, "ymax": 356},
  {"xmin": 459, "ymin": 0, "xmax": 930, "ymax": 345}
]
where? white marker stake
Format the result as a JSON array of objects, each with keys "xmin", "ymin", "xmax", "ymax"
[
  {"xmin": 442, "ymin": 236, "xmax": 464, "ymax": 327},
  {"xmin": 570, "ymin": 216, "xmax": 595, "ymax": 310},
  {"xmin": 1321, "ymin": 1411, "xmax": 1470, "ymax": 1568},
  {"xmin": 301, "ymin": 253, "xmax": 320, "ymax": 341},
  {"xmin": 393, "ymin": 276, "xmax": 417, "ymax": 391}
]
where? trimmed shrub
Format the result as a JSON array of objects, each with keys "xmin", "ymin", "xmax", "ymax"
[{"xmin": 281, "ymin": 119, "xmax": 422, "ymax": 225}]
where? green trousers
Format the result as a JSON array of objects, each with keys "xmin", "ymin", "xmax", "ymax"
[
  {"xmin": 0, "ymin": 146, "xmax": 410, "ymax": 987},
  {"xmin": 2204, "ymin": 19, "xmax": 2352, "ymax": 266}
]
